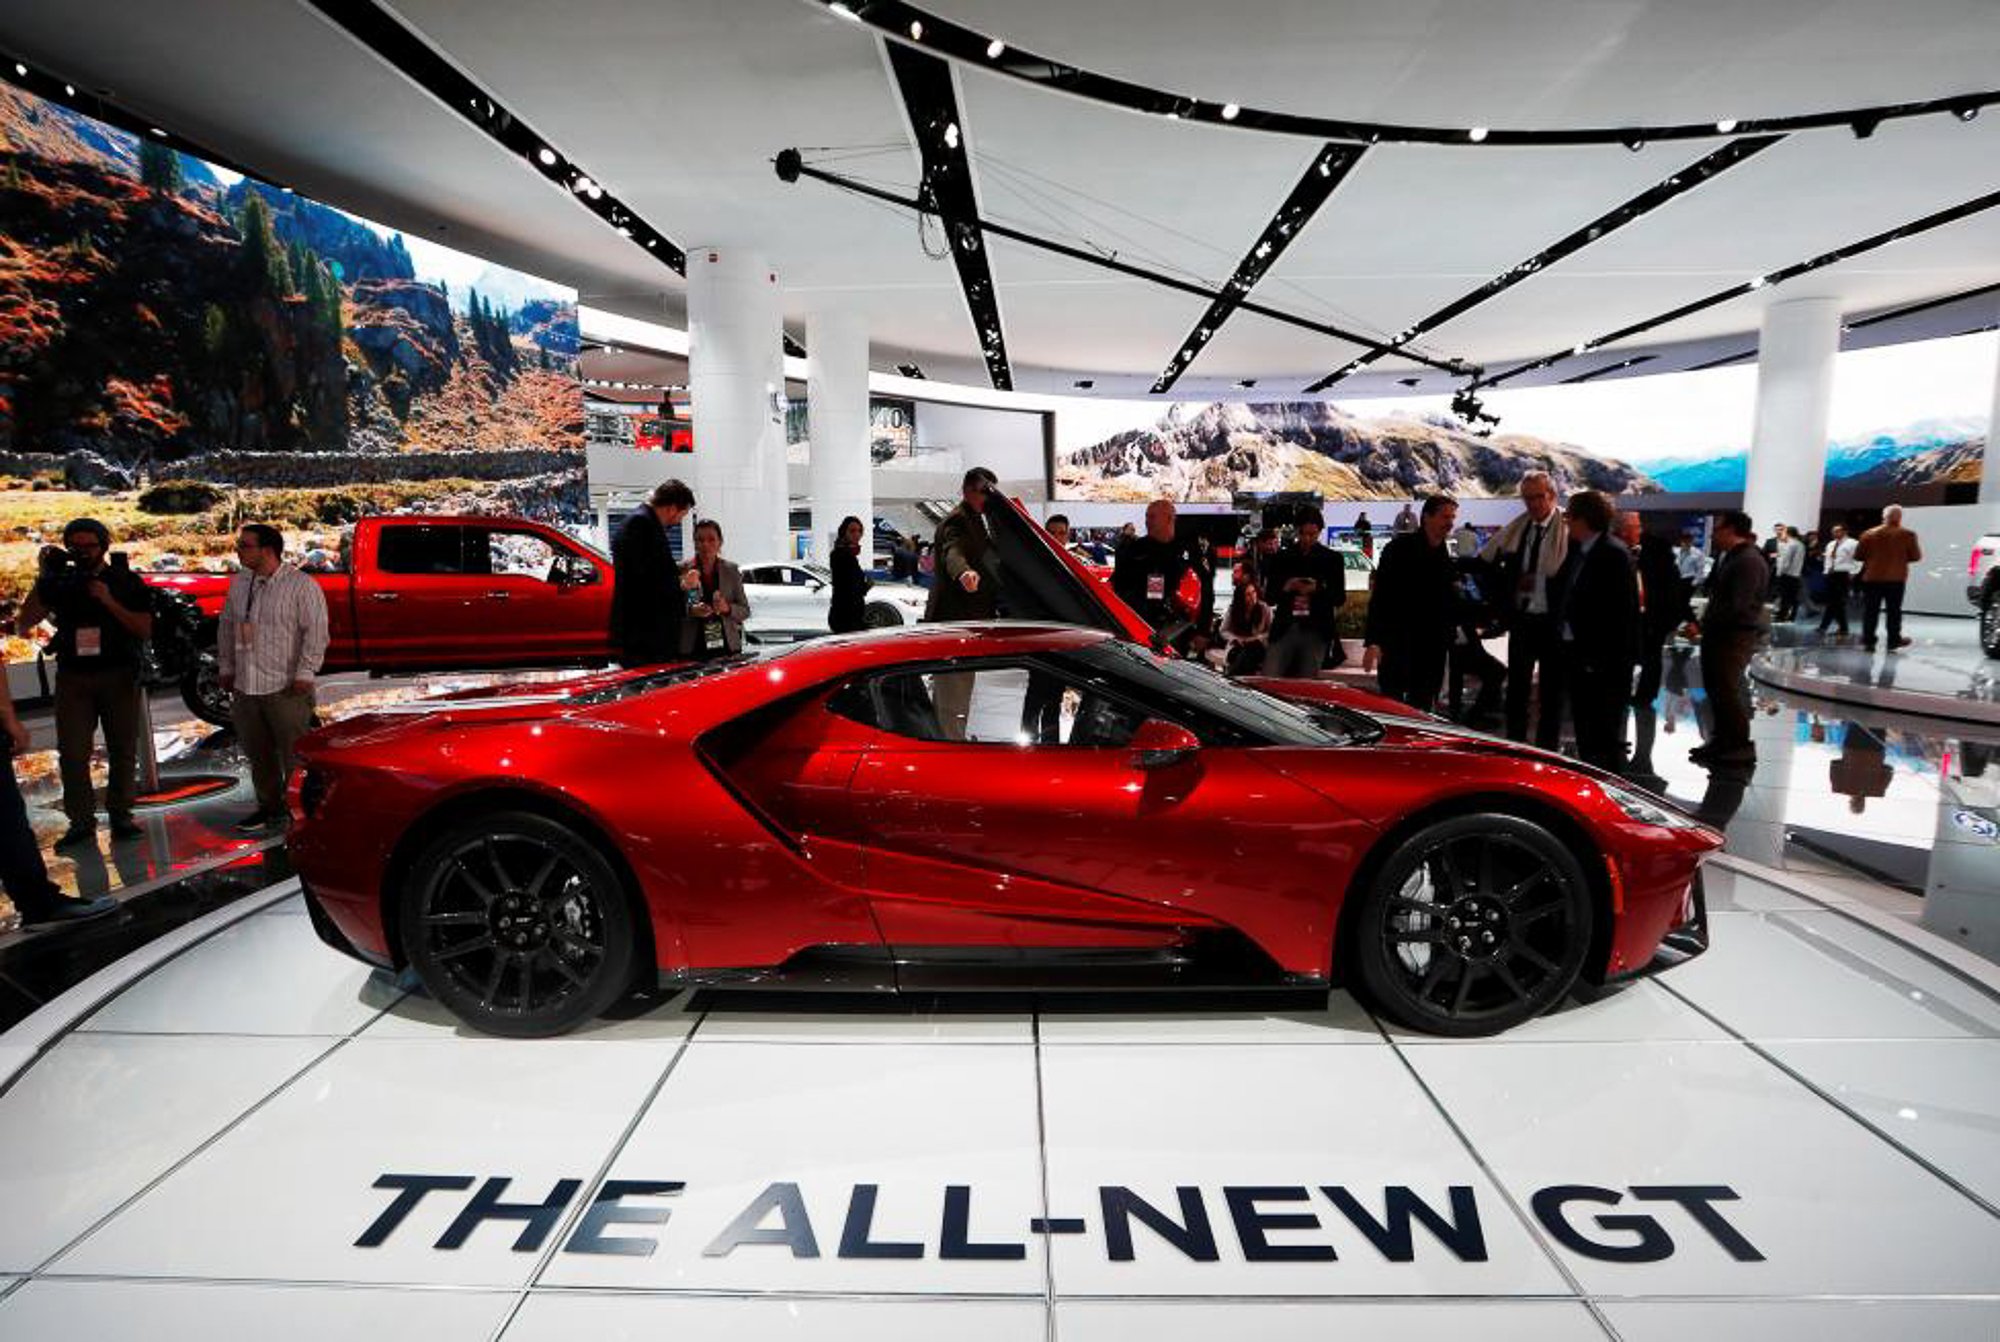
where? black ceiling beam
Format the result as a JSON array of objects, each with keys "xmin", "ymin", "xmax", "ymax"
[
  {"xmin": 1304, "ymin": 135, "xmax": 1784, "ymax": 392},
  {"xmin": 822, "ymin": 2, "xmax": 1998, "ymax": 149},
  {"xmin": 300, "ymin": 0, "xmax": 686, "ymax": 272},
  {"xmin": 882, "ymin": 43, "xmax": 1012, "ymax": 390},
  {"xmin": 1844, "ymin": 278, "xmax": 2000, "ymax": 332},
  {"xmin": 1151, "ymin": 144, "xmax": 1367, "ymax": 393},
  {"xmin": 774, "ymin": 157, "xmax": 1469, "ymax": 377},
  {"xmin": 1560, "ymin": 355, "xmax": 1657, "ymax": 384},
  {"xmin": 1482, "ymin": 186, "xmax": 2000, "ymax": 387}
]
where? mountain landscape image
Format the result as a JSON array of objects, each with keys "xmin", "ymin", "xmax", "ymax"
[
  {"xmin": 1058, "ymin": 400, "xmax": 1662, "ymax": 503},
  {"xmin": 0, "ymin": 85, "xmax": 581, "ymax": 466},
  {"xmin": 1625, "ymin": 416, "xmax": 1986, "ymax": 493}
]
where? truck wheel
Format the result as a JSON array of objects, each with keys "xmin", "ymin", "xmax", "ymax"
[
  {"xmin": 181, "ymin": 647, "xmax": 231, "ymax": 727},
  {"xmin": 863, "ymin": 601, "xmax": 904, "ymax": 628},
  {"xmin": 1983, "ymin": 590, "xmax": 2000, "ymax": 659}
]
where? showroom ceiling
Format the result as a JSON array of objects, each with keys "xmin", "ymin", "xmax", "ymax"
[{"xmin": 2, "ymin": 0, "xmax": 1996, "ymax": 397}]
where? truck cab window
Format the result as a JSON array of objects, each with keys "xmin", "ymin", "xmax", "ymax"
[{"xmin": 376, "ymin": 526, "xmax": 467, "ymax": 575}]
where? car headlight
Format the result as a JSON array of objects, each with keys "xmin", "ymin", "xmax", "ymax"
[{"xmin": 1599, "ymin": 781, "xmax": 1700, "ymax": 828}]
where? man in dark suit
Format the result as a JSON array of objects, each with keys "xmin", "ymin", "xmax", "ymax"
[
  {"xmin": 1111, "ymin": 499, "xmax": 1194, "ymax": 634},
  {"xmin": 608, "ymin": 478, "xmax": 695, "ymax": 668},
  {"xmin": 1551, "ymin": 490, "xmax": 1639, "ymax": 770},
  {"xmin": 923, "ymin": 467, "xmax": 1002, "ymax": 740},
  {"xmin": 1364, "ymin": 495, "xmax": 1460, "ymax": 712},
  {"xmin": 1616, "ymin": 509, "xmax": 1687, "ymax": 711},
  {"xmin": 1691, "ymin": 510, "xmax": 1770, "ymax": 768},
  {"xmin": 923, "ymin": 466, "xmax": 1002, "ymax": 624}
]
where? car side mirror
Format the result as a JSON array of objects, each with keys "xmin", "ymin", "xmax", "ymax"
[
  {"xmin": 1129, "ymin": 718, "xmax": 1200, "ymax": 770},
  {"xmin": 810, "ymin": 579, "xmax": 826, "ymax": 593},
  {"xmin": 553, "ymin": 559, "xmax": 599, "ymax": 586}
]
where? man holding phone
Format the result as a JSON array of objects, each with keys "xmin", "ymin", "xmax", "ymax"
[{"xmin": 17, "ymin": 518, "xmax": 153, "ymax": 846}]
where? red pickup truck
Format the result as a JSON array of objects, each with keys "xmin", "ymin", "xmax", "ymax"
[{"xmin": 145, "ymin": 515, "xmax": 615, "ymax": 723}]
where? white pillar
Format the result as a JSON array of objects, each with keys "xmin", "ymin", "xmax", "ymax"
[
  {"xmin": 1742, "ymin": 298, "xmax": 1841, "ymax": 537},
  {"xmin": 806, "ymin": 311, "xmax": 872, "ymax": 565},
  {"xmin": 1982, "ymin": 334, "xmax": 2000, "ymax": 506},
  {"xmin": 687, "ymin": 248, "xmax": 788, "ymax": 561}
]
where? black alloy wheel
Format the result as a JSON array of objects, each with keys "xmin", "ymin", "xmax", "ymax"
[
  {"xmin": 399, "ymin": 810, "xmax": 639, "ymax": 1037},
  {"xmin": 1349, "ymin": 813, "xmax": 1593, "ymax": 1037},
  {"xmin": 1982, "ymin": 591, "xmax": 2000, "ymax": 658},
  {"xmin": 863, "ymin": 601, "xmax": 905, "ymax": 628},
  {"xmin": 182, "ymin": 646, "xmax": 232, "ymax": 727}
]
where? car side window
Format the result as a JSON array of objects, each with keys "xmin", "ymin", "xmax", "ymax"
[
  {"xmin": 743, "ymin": 566, "xmax": 777, "ymax": 586},
  {"xmin": 485, "ymin": 530, "xmax": 562, "ymax": 581},
  {"xmin": 837, "ymin": 665, "xmax": 1146, "ymax": 748},
  {"xmin": 376, "ymin": 526, "xmax": 466, "ymax": 575},
  {"xmin": 778, "ymin": 567, "xmax": 817, "ymax": 587}
]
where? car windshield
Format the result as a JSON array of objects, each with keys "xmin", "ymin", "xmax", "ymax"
[
  {"xmin": 1058, "ymin": 640, "xmax": 1377, "ymax": 747},
  {"xmin": 803, "ymin": 563, "xmax": 831, "ymax": 580}
]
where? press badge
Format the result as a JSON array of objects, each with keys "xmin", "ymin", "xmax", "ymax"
[
  {"xmin": 75, "ymin": 627, "xmax": 102, "ymax": 657},
  {"xmin": 1146, "ymin": 573, "xmax": 1166, "ymax": 601},
  {"xmin": 1293, "ymin": 593, "xmax": 1311, "ymax": 616},
  {"xmin": 704, "ymin": 620, "xmax": 725, "ymax": 651}
]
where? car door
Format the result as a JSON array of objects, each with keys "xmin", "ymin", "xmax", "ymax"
[
  {"xmin": 471, "ymin": 523, "xmax": 612, "ymax": 662},
  {"xmin": 840, "ymin": 659, "xmax": 1364, "ymax": 978},
  {"xmin": 354, "ymin": 523, "xmax": 482, "ymax": 665},
  {"xmin": 741, "ymin": 565, "xmax": 824, "ymax": 636}
]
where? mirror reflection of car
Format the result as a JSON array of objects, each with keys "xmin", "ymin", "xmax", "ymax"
[{"xmin": 738, "ymin": 561, "xmax": 930, "ymax": 636}]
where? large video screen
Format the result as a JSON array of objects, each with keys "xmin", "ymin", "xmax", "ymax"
[
  {"xmin": 0, "ymin": 82, "xmax": 582, "ymax": 657},
  {"xmin": 1054, "ymin": 331, "xmax": 1995, "ymax": 503}
]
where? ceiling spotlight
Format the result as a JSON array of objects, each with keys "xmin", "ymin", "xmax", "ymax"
[
  {"xmin": 909, "ymin": 19, "xmax": 923, "ymax": 39},
  {"xmin": 1221, "ymin": 103, "xmax": 1240, "ymax": 121},
  {"xmin": 537, "ymin": 147, "xmax": 556, "ymax": 165},
  {"xmin": 1398, "ymin": 377, "xmax": 1421, "ymax": 388},
  {"xmin": 1954, "ymin": 103, "xmax": 1980, "ymax": 122},
  {"xmin": 1468, "ymin": 126, "xmax": 1489, "ymax": 142},
  {"xmin": 587, "ymin": 182, "xmax": 603, "ymax": 199},
  {"xmin": 64, "ymin": 84, "xmax": 74, "ymax": 96},
  {"xmin": 12, "ymin": 63, "xmax": 25, "ymax": 77},
  {"xmin": 1073, "ymin": 379, "xmax": 1095, "ymax": 389},
  {"xmin": 1317, "ymin": 161, "xmax": 1331, "ymax": 177},
  {"xmin": 896, "ymin": 362, "xmax": 925, "ymax": 379},
  {"xmin": 1715, "ymin": 118, "xmax": 1738, "ymax": 133},
  {"xmin": 148, "ymin": 126, "xmax": 165, "ymax": 137},
  {"xmin": 1851, "ymin": 114, "xmax": 1880, "ymax": 139},
  {"xmin": 1621, "ymin": 132, "xmax": 1645, "ymax": 152},
  {"xmin": 1236, "ymin": 378, "xmax": 1257, "ymax": 388},
  {"xmin": 943, "ymin": 121, "xmax": 959, "ymax": 149},
  {"xmin": 987, "ymin": 38, "xmax": 1006, "ymax": 59},
  {"xmin": 829, "ymin": 2, "xmax": 861, "ymax": 21},
  {"xmin": 1748, "ymin": 275, "xmax": 1766, "ymax": 289}
]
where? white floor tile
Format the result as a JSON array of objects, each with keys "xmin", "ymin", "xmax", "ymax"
[
  {"xmin": 1405, "ymin": 1040, "xmax": 2000, "ymax": 1295},
  {"xmin": 538, "ymin": 1041, "xmax": 1045, "ymax": 1295},
  {"xmin": 362, "ymin": 990, "xmax": 700, "ymax": 1043},
  {"xmin": 1038, "ymin": 1044, "xmax": 1571, "ymax": 1297},
  {"xmin": 54, "ymin": 1036, "xmax": 684, "ymax": 1287},
  {"xmin": 80, "ymin": 911, "xmax": 402, "ymax": 1036},
  {"xmin": 0, "ymin": 1279, "xmax": 514, "ymax": 1342},
  {"xmin": 1764, "ymin": 1038, "xmax": 2000, "ymax": 1206},
  {"xmin": 1036, "ymin": 991, "xmax": 1381, "ymax": 1045},
  {"xmin": 1667, "ymin": 911, "xmax": 2000, "ymax": 1040},
  {"xmin": 503, "ymin": 1293, "xmax": 1045, "ymax": 1341},
  {"xmin": 1386, "ymin": 981, "xmax": 1728, "ymax": 1045},
  {"xmin": 1057, "ymin": 1299, "xmax": 1607, "ymax": 1341},
  {"xmin": 692, "ymin": 1005, "xmax": 1032, "ymax": 1044},
  {"xmin": 0, "ymin": 1034, "xmax": 328, "ymax": 1271},
  {"xmin": 1698, "ymin": 864, "xmax": 1827, "ymax": 914},
  {"xmin": 1603, "ymin": 1299, "xmax": 2000, "ymax": 1342},
  {"xmin": 259, "ymin": 893, "xmax": 309, "ymax": 915}
]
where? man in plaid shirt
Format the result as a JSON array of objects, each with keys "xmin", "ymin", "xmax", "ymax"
[{"xmin": 218, "ymin": 524, "xmax": 330, "ymax": 832}]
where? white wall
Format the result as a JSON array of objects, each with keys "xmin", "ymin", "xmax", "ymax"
[
  {"xmin": 1899, "ymin": 501, "xmax": 2000, "ymax": 616},
  {"xmin": 914, "ymin": 401, "xmax": 1046, "ymax": 487}
]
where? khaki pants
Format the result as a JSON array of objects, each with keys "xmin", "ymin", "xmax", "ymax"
[
  {"xmin": 233, "ymin": 688, "xmax": 316, "ymax": 814},
  {"xmin": 55, "ymin": 664, "xmax": 141, "ymax": 828}
]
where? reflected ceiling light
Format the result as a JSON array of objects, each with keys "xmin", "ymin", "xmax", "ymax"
[
  {"xmin": 986, "ymin": 38, "xmax": 1005, "ymax": 59},
  {"xmin": 1715, "ymin": 118, "xmax": 1738, "ymax": 133},
  {"xmin": 11, "ymin": 63, "xmax": 24, "ymax": 77},
  {"xmin": 909, "ymin": 19, "xmax": 923, "ymax": 39},
  {"xmin": 1468, "ymin": 126, "xmax": 1489, "ymax": 142},
  {"xmin": 1221, "ymin": 103, "xmax": 1240, "ymax": 120},
  {"xmin": 942, "ymin": 120, "xmax": 959, "ymax": 148}
]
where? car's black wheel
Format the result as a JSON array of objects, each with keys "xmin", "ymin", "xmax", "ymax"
[
  {"xmin": 398, "ymin": 810, "xmax": 639, "ymax": 1037},
  {"xmin": 863, "ymin": 601, "xmax": 904, "ymax": 628},
  {"xmin": 181, "ymin": 646, "xmax": 231, "ymax": 727},
  {"xmin": 1348, "ymin": 813, "xmax": 1593, "ymax": 1037},
  {"xmin": 1981, "ymin": 591, "xmax": 2000, "ymax": 658}
]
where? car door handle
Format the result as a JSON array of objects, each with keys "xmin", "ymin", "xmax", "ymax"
[
  {"xmin": 485, "ymin": 591, "xmax": 511, "ymax": 600},
  {"xmin": 369, "ymin": 592, "xmax": 400, "ymax": 603}
]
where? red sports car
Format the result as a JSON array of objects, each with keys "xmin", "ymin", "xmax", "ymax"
[{"xmin": 290, "ymin": 499, "xmax": 1718, "ymax": 1038}]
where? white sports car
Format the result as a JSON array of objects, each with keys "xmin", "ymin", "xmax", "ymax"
[{"xmin": 738, "ymin": 561, "xmax": 931, "ymax": 639}]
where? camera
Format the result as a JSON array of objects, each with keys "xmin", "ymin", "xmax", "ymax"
[{"xmin": 37, "ymin": 545, "xmax": 79, "ymax": 582}]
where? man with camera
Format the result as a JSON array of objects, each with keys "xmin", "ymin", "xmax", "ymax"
[{"xmin": 18, "ymin": 518, "xmax": 154, "ymax": 846}]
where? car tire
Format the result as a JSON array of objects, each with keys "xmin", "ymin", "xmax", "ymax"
[
  {"xmin": 1982, "ymin": 590, "xmax": 2000, "ymax": 658},
  {"xmin": 1347, "ymin": 812, "xmax": 1593, "ymax": 1037},
  {"xmin": 181, "ymin": 645, "xmax": 231, "ymax": 728},
  {"xmin": 398, "ymin": 810, "xmax": 640, "ymax": 1037},
  {"xmin": 863, "ymin": 601, "xmax": 904, "ymax": 628}
]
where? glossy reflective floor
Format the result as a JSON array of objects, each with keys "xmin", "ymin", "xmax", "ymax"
[
  {"xmin": 1754, "ymin": 613, "xmax": 2000, "ymax": 725},
  {"xmin": 0, "ymin": 855, "xmax": 1996, "ymax": 1340}
]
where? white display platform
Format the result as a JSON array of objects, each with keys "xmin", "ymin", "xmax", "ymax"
[{"xmin": 0, "ymin": 860, "xmax": 1996, "ymax": 1339}]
